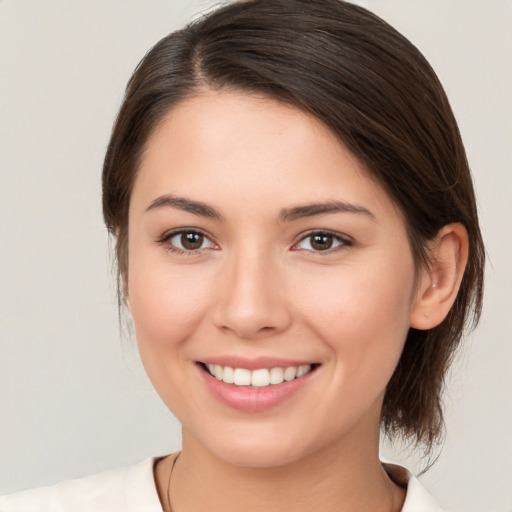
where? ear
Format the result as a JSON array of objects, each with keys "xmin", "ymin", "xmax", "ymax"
[{"xmin": 410, "ymin": 223, "xmax": 469, "ymax": 330}]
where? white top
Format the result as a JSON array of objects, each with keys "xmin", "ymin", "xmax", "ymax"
[{"xmin": 0, "ymin": 458, "xmax": 442, "ymax": 512}]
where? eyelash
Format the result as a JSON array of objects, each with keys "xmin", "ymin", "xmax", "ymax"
[
  {"xmin": 292, "ymin": 230, "xmax": 353, "ymax": 255},
  {"xmin": 156, "ymin": 228, "xmax": 352, "ymax": 256},
  {"xmin": 157, "ymin": 228, "xmax": 218, "ymax": 256}
]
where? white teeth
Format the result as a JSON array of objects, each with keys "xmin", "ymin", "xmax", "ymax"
[
  {"xmin": 284, "ymin": 366, "xmax": 297, "ymax": 381},
  {"xmin": 297, "ymin": 365, "xmax": 309, "ymax": 378},
  {"xmin": 269, "ymin": 367, "xmax": 284, "ymax": 385},
  {"xmin": 213, "ymin": 364, "xmax": 223, "ymax": 380},
  {"xmin": 222, "ymin": 366, "xmax": 234, "ymax": 384},
  {"xmin": 233, "ymin": 368, "xmax": 252, "ymax": 386},
  {"xmin": 206, "ymin": 363, "xmax": 312, "ymax": 387},
  {"xmin": 251, "ymin": 368, "xmax": 270, "ymax": 387}
]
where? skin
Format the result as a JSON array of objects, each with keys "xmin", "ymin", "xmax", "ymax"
[{"xmin": 126, "ymin": 90, "xmax": 468, "ymax": 512}]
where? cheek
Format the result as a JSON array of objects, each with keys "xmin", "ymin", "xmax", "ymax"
[
  {"xmin": 296, "ymin": 259, "xmax": 415, "ymax": 379},
  {"xmin": 127, "ymin": 257, "xmax": 217, "ymax": 414},
  {"xmin": 127, "ymin": 254, "xmax": 212, "ymax": 355}
]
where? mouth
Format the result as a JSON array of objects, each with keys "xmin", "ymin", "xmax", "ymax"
[{"xmin": 198, "ymin": 362, "xmax": 319, "ymax": 388}]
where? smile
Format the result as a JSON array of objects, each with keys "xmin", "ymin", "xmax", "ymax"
[
  {"xmin": 197, "ymin": 360, "xmax": 319, "ymax": 412},
  {"xmin": 203, "ymin": 363, "xmax": 314, "ymax": 387}
]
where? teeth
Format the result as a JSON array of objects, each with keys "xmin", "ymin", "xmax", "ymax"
[
  {"xmin": 222, "ymin": 366, "xmax": 234, "ymax": 384},
  {"xmin": 284, "ymin": 366, "xmax": 297, "ymax": 381},
  {"xmin": 269, "ymin": 367, "xmax": 284, "ymax": 385},
  {"xmin": 233, "ymin": 368, "xmax": 251, "ymax": 386},
  {"xmin": 206, "ymin": 363, "xmax": 312, "ymax": 387},
  {"xmin": 213, "ymin": 364, "xmax": 223, "ymax": 380},
  {"xmin": 296, "ymin": 365, "xmax": 309, "ymax": 378},
  {"xmin": 251, "ymin": 368, "xmax": 270, "ymax": 387}
]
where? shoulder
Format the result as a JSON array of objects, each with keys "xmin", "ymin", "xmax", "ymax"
[
  {"xmin": 0, "ymin": 458, "xmax": 163, "ymax": 512},
  {"xmin": 384, "ymin": 463, "xmax": 444, "ymax": 512}
]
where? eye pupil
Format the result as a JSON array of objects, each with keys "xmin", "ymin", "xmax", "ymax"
[
  {"xmin": 181, "ymin": 232, "xmax": 203, "ymax": 250},
  {"xmin": 311, "ymin": 234, "xmax": 333, "ymax": 250}
]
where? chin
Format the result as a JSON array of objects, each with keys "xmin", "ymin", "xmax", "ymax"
[
  {"xmin": 184, "ymin": 423, "xmax": 313, "ymax": 469},
  {"xmin": 214, "ymin": 441, "xmax": 306, "ymax": 469}
]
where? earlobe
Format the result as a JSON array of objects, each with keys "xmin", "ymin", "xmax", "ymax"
[{"xmin": 410, "ymin": 223, "xmax": 469, "ymax": 330}]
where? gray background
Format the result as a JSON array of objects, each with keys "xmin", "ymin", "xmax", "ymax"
[{"xmin": 1, "ymin": 1, "xmax": 511, "ymax": 510}]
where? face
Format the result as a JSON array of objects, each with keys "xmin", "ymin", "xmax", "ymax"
[{"xmin": 127, "ymin": 91, "xmax": 422, "ymax": 468}]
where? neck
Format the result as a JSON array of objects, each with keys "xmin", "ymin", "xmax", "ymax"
[{"xmin": 155, "ymin": 432, "xmax": 405, "ymax": 512}]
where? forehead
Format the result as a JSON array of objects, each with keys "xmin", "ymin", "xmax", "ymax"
[{"xmin": 132, "ymin": 90, "xmax": 398, "ymax": 222}]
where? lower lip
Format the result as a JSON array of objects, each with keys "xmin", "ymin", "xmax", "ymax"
[{"xmin": 197, "ymin": 365, "xmax": 316, "ymax": 413}]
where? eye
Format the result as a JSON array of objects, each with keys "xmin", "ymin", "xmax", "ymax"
[
  {"xmin": 159, "ymin": 229, "xmax": 217, "ymax": 254},
  {"xmin": 293, "ymin": 231, "xmax": 350, "ymax": 253}
]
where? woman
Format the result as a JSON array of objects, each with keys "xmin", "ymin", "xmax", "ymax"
[{"xmin": 0, "ymin": 0, "xmax": 484, "ymax": 510}]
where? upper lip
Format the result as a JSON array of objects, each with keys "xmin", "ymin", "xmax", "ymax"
[{"xmin": 197, "ymin": 356, "xmax": 318, "ymax": 370}]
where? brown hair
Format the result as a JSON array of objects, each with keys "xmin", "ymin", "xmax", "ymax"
[{"xmin": 102, "ymin": 0, "xmax": 485, "ymax": 458}]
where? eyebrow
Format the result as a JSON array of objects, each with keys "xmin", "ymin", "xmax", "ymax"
[
  {"xmin": 145, "ymin": 195, "xmax": 223, "ymax": 220},
  {"xmin": 145, "ymin": 195, "xmax": 375, "ymax": 223},
  {"xmin": 278, "ymin": 200, "xmax": 376, "ymax": 222}
]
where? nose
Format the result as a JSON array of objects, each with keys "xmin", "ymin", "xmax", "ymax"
[{"xmin": 212, "ymin": 249, "xmax": 292, "ymax": 340}]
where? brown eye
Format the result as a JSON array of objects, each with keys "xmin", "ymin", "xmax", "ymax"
[
  {"xmin": 181, "ymin": 232, "xmax": 203, "ymax": 250},
  {"xmin": 164, "ymin": 229, "xmax": 217, "ymax": 253},
  {"xmin": 294, "ymin": 231, "xmax": 349, "ymax": 253},
  {"xmin": 310, "ymin": 233, "xmax": 334, "ymax": 251}
]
